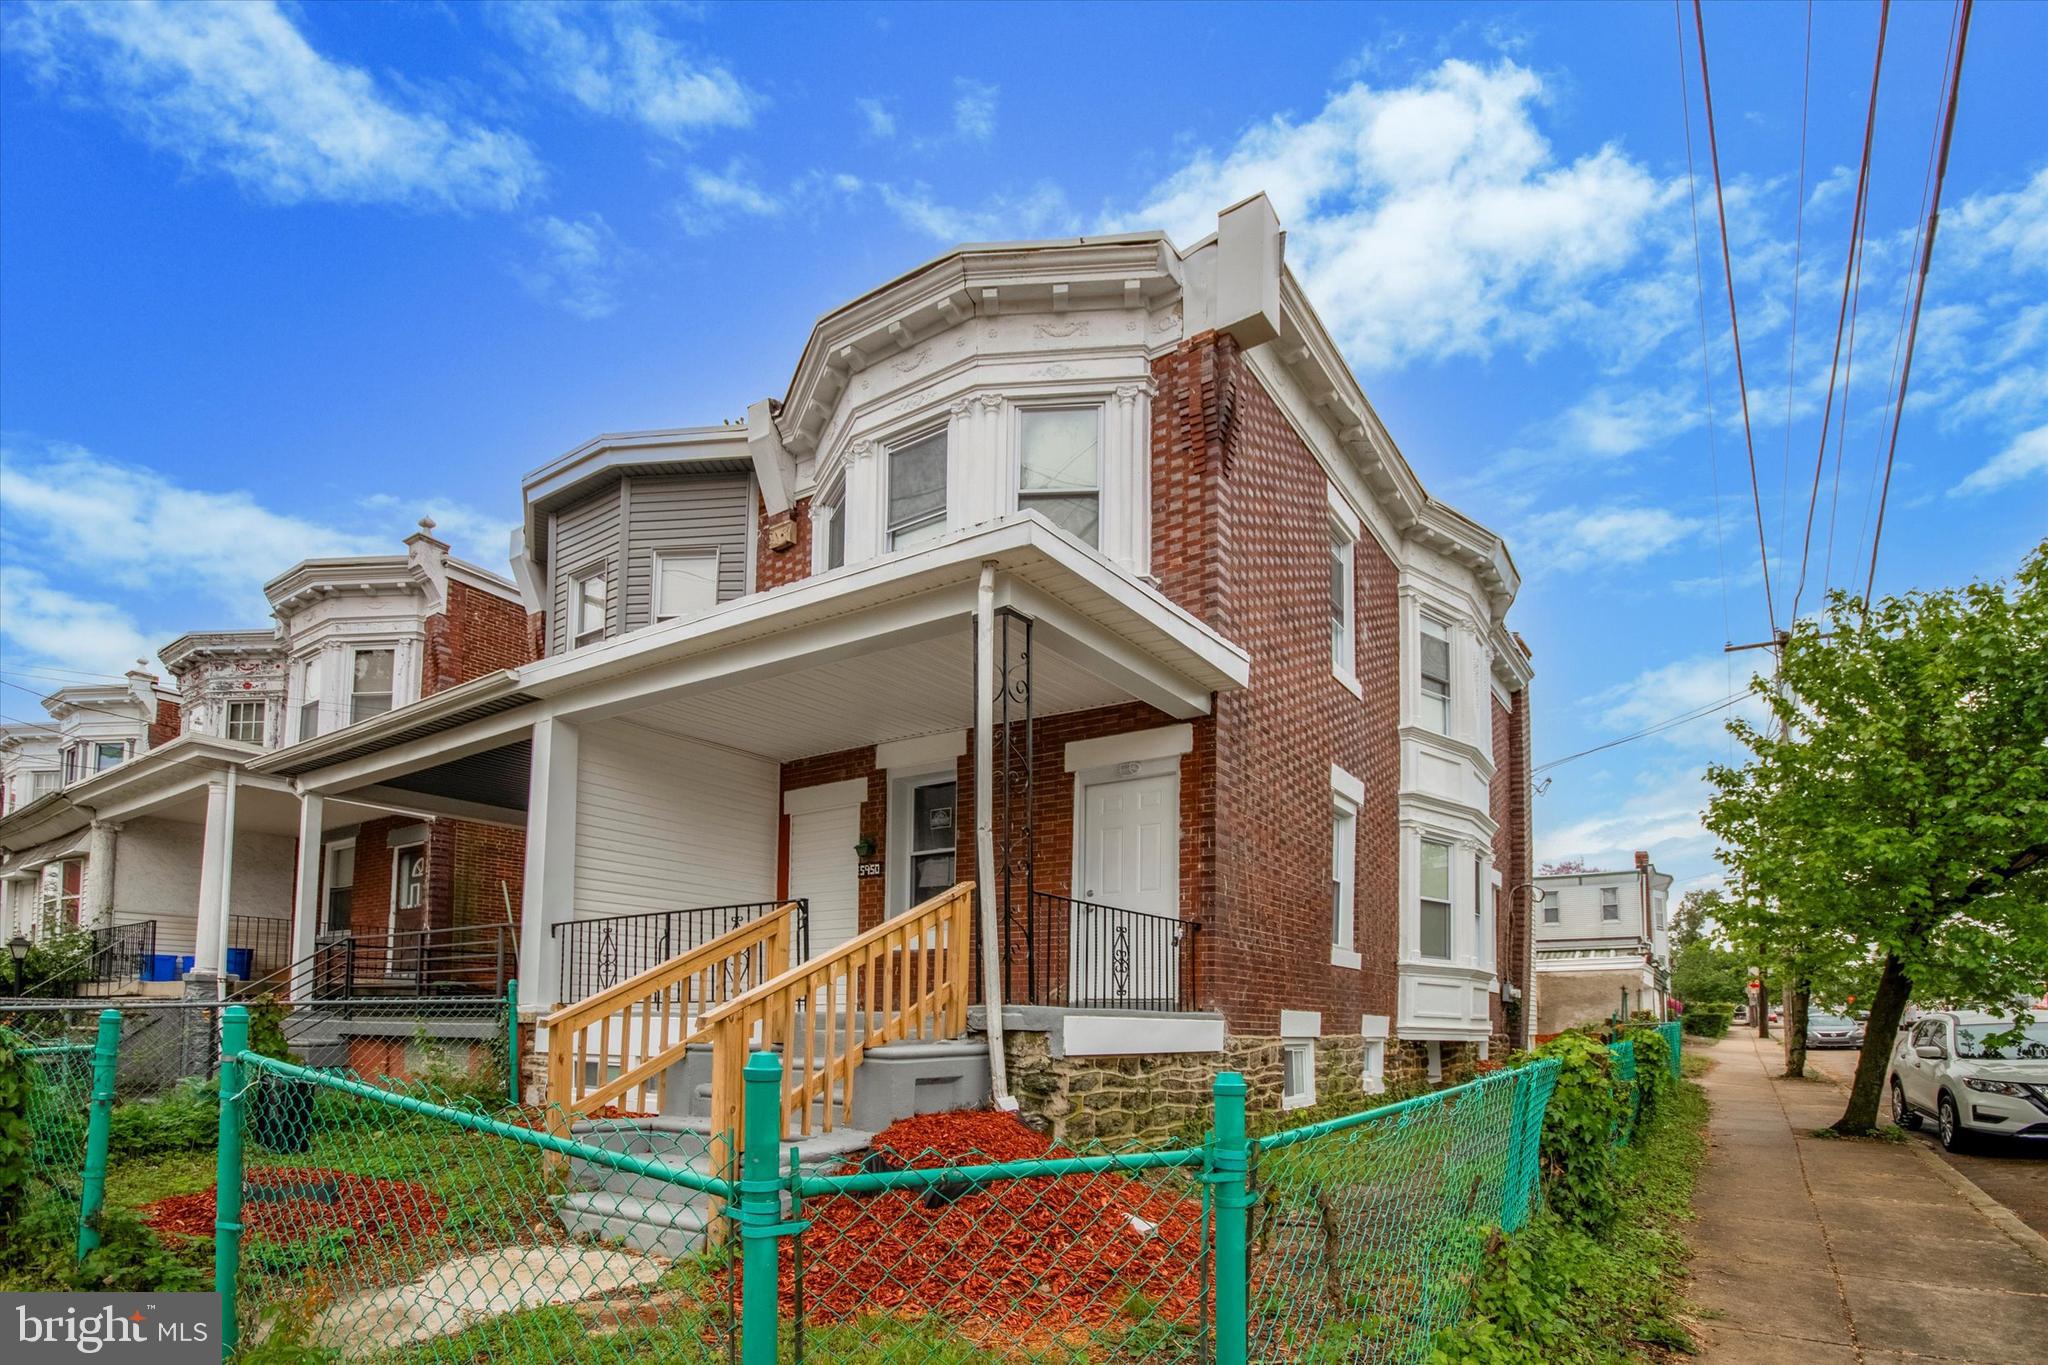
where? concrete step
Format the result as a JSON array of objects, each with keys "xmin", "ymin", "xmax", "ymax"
[
  {"xmin": 553, "ymin": 1191, "xmax": 715, "ymax": 1258},
  {"xmin": 565, "ymin": 1118, "xmax": 876, "ymax": 1202}
]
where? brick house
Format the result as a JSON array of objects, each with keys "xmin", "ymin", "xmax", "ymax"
[
  {"xmin": 0, "ymin": 530, "xmax": 532, "ymax": 998},
  {"xmin": 255, "ymin": 195, "xmax": 1534, "ymax": 1138}
]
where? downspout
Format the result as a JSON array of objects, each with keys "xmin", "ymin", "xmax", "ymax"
[{"xmin": 974, "ymin": 562, "xmax": 1014, "ymax": 1109}]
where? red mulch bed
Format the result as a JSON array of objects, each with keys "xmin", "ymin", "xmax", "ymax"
[
  {"xmin": 778, "ymin": 1111, "xmax": 1207, "ymax": 1350},
  {"xmin": 141, "ymin": 1169, "xmax": 446, "ymax": 1250}
]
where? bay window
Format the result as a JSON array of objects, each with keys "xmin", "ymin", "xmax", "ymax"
[
  {"xmin": 886, "ymin": 428, "xmax": 948, "ymax": 550},
  {"xmin": 820, "ymin": 478, "xmax": 846, "ymax": 571},
  {"xmin": 350, "ymin": 648, "xmax": 395, "ymax": 725},
  {"xmin": 1421, "ymin": 618, "xmax": 1452, "ymax": 734},
  {"xmin": 1420, "ymin": 838, "xmax": 1453, "ymax": 960},
  {"xmin": 1017, "ymin": 407, "xmax": 1100, "ymax": 546}
]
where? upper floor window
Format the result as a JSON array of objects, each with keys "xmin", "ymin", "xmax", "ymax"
[
  {"xmin": 1420, "ymin": 838, "xmax": 1453, "ymax": 960},
  {"xmin": 1601, "ymin": 886, "xmax": 1620, "ymax": 922},
  {"xmin": 1330, "ymin": 794, "xmax": 1358, "ymax": 952},
  {"xmin": 1420, "ymin": 618, "xmax": 1452, "ymax": 734},
  {"xmin": 225, "ymin": 701, "xmax": 266, "ymax": 746},
  {"xmin": 1330, "ymin": 525, "xmax": 1356, "ymax": 678},
  {"xmin": 350, "ymin": 649, "xmax": 394, "ymax": 725},
  {"xmin": 1543, "ymin": 898, "xmax": 1560, "ymax": 925},
  {"xmin": 654, "ymin": 548, "xmax": 719, "ymax": 622},
  {"xmin": 574, "ymin": 570, "xmax": 608, "ymax": 647},
  {"xmin": 820, "ymin": 478, "xmax": 846, "ymax": 571},
  {"xmin": 299, "ymin": 692, "xmax": 320, "ymax": 742},
  {"xmin": 1017, "ymin": 407, "xmax": 1100, "ymax": 546},
  {"xmin": 886, "ymin": 428, "xmax": 948, "ymax": 550}
]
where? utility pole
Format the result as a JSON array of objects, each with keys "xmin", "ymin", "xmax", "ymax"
[{"xmin": 1727, "ymin": 630, "xmax": 1808, "ymax": 1066}]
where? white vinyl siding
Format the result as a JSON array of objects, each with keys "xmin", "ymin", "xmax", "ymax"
[{"xmin": 573, "ymin": 720, "xmax": 778, "ymax": 920}]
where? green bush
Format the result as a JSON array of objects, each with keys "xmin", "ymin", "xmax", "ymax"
[
  {"xmin": 1525, "ymin": 1032, "xmax": 1627, "ymax": 1231},
  {"xmin": 0, "ymin": 1031, "xmax": 33, "ymax": 1227},
  {"xmin": 1682, "ymin": 1002, "xmax": 1734, "ymax": 1038},
  {"xmin": 1621, "ymin": 1026, "xmax": 1673, "ymax": 1127},
  {"xmin": 16, "ymin": 930, "xmax": 99, "ymax": 997},
  {"xmin": 108, "ymin": 1080, "xmax": 218, "ymax": 1158}
]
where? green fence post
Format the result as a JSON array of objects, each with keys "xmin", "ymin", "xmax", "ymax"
[
  {"xmin": 739, "ymin": 1050, "xmax": 784, "ymax": 1365},
  {"xmin": 505, "ymin": 978, "xmax": 520, "ymax": 1107},
  {"xmin": 74, "ymin": 1009, "xmax": 121, "ymax": 1261},
  {"xmin": 216, "ymin": 1005, "xmax": 249, "ymax": 1361},
  {"xmin": 1211, "ymin": 1071, "xmax": 1251, "ymax": 1365}
]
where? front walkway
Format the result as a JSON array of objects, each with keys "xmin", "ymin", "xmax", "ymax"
[{"xmin": 1688, "ymin": 1033, "xmax": 2048, "ymax": 1363}]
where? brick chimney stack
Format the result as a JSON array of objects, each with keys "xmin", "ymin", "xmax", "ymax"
[{"xmin": 1634, "ymin": 850, "xmax": 1650, "ymax": 870}]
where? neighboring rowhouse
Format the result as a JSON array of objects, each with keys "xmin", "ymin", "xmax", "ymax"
[
  {"xmin": 0, "ymin": 528, "xmax": 533, "ymax": 998},
  {"xmin": 256, "ymin": 195, "xmax": 1538, "ymax": 1141},
  {"xmin": 1531, "ymin": 850, "xmax": 1673, "ymax": 1033}
]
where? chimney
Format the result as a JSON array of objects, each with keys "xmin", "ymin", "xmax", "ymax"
[{"xmin": 1634, "ymin": 850, "xmax": 1650, "ymax": 870}]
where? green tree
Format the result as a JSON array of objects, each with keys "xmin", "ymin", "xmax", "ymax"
[
  {"xmin": 1670, "ymin": 888, "xmax": 1725, "ymax": 951},
  {"xmin": 1670, "ymin": 939, "xmax": 1744, "ymax": 1005},
  {"xmin": 1705, "ymin": 541, "xmax": 2048, "ymax": 1132}
]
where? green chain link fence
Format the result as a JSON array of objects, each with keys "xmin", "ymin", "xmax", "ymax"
[
  {"xmin": 1609, "ymin": 1038, "xmax": 1640, "ymax": 1146},
  {"xmin": 1657, "ymin": 1020, "xmax": 1684, "ymax": 1079}
]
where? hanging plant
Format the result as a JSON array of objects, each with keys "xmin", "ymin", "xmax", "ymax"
[{"xmin": 853, "ymin": 835, "xmax": 877, "ymax": 858}]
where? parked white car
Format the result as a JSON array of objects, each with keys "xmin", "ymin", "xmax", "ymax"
[{"xmin": 1890, "ymin": 1010, "xmax": 2048, "ymax": 1151}]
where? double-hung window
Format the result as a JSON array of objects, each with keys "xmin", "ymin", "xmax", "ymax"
[
  {"xmin": 1281, "ymin": 1039, "xmax": 1316, "ymax": 1110},
  {"xmin": 1017, "ymin": 407, "xmax": 1100, "ymax": 546},
  {"xmin": 93, "ymin": 742, "xmax": 126, "ymax": 773},
  {"xmin": 819, "ymin": 478, "xmax": 847, "ymax": 571},
  {"xmin": 1543, "ymin": 896, "xmax": 1560, "ymax": 925},
  {"xmin": 1601, "ymin": 886, "xmax": 1620, "ymax": 923},
  {"xmin": 654, "ymin": 548, "xmax": 719, "ymax": 623},
  {"xmin": 1420, "ymin": 838, "xmax": 1453, "ymax": 960},
  {"xmin": 225, "ymin": 700, "xmax": 266, "ymax": 745},
  {"xmin": 574, "ymin": 570, "xmax": 608, "ymax": 646},
  {"xmin": 1421, "ymin": 618, "xmax": 1452, "ymax": 734},
  {"xmin": 350, "ymin": 649, "xmax": 395, "ymax": 725},
  {"xmin": 886, "ymin": 429, "xmax": 948, "ymax": 550},
  {"xmin": 1331, "ymin": 525, "xmax": 1356, "ymax": 679}
]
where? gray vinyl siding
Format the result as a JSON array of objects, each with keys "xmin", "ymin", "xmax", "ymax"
[
  {"xmin": 548, "ymin": 486, "xmax": 623, "ymax": 655},
  {"xmin": 622, "ymin": 475, "xmax": 751, "ymax": 630}
]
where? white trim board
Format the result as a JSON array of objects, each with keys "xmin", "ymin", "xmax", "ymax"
[
  {"xmin": 1062, "ymin": 1013, "xmax": 1224, "ymax": 1057},
  {"xmin": 1063, "ymin": 723, "xmax": 1193, "ymax": 774},
  {"xmin": 783, "ymin": 778, "xmax": 867, "ymax": 816}
]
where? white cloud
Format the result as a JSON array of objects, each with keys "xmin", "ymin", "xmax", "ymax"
[
  {"xmin": 951, "ymin": 79, "xmax": 997, "ymax": 142},
  {"xmin": 855, "ymin": 97, "xmax": 895, "ymax": 139},
  {"xmin": 878, "ymin": 181, "xmax": 1077, "ymax": 243},
  {"xmin": 1949, "ymin": 423, "xmax": 2048, "ymax": 497},
  {"xmin": 0, "ymin": 569, "xmax": 159, "ymax": 681},
  {"xmin": 1584, "ymin": 654, "xmax": 1768, "ymax": 735},
  {"xmin": 1552, "ymin": 384, "xmax": 1703, "ymax": 459},
  {"xmin": 5, "ymin": 0, "xmax": 539, "ymax": 209},
  {"xmin": 513, "ymin": 213, "xmax": 626, "ymax": 318},
  {"xmin": 674, "ymin": 166, "xmax": 864, "ymax": 235},
  {"xmin": 1110, "ymin": 59, "xmax": 1672, "ymax": 369},
  {"xmin": 498, "ymin": 2, "xmax": 753, "ymax": 139},
  {"xmin": 1519, "ymin": 504, "xmax": 1704, "ymax": 572}
]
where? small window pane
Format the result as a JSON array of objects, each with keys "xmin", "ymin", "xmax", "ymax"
[
  {"xmin": 656, "ymin": 549, "xmax": 719, "ymax": 621},
  {"xmin": 823, "ymin": 482, "xmax": 846, "ymax": 570},
  {"xmin": 94, "ymin": 742, "xmax": 125, "ymax": 772},
  {"xmin": 888, "ymin": 430, "xmax": 948, "ymax": 547},
  {"xmin": 1421, "ymin": 902, "xmax": 1452, "ymax": 959},
  {"xmin": 576, "ymin": 573, "xmax": 608, "ymax": 640},
  {"xmin": 351, "ymin": 649, "xmax": 395, "ymax": 724},
  {"xmin": 1420, "ymin": 840, "xmax": 1451, "ymax": 901},
  {"xmin": 1019, "ymin": 409, "xmax": 1098, "ymax": 492},
  {"xmin": 226, "ymin": 701, "xmax": 265, "ymax": 745}
]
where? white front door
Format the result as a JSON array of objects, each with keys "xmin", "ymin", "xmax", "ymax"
[
  {"xmin": 1073, "ymin": 772, "xmax": 1179, "ymax": 1007},
  {"xmin": 788, "ymin": 803, "xmax": 860, "ymax": 957}
]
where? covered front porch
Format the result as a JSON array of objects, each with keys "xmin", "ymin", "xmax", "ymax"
[{"xmin": 261, "ymin": 520, "xmax": 1249, "ymax": 1024}]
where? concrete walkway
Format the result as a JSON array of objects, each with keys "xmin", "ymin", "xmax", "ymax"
[{"xmin": 1689, "ymin": 1033, "xmax": 2048, "ymax": 1363}]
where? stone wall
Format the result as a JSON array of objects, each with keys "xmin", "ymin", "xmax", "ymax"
[{"xmin": 1536, "ymin": 968, "xmax": 1650, "ymax": 1034}]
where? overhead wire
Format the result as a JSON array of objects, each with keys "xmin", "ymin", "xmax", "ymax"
[
  {"xmin": 1776, "ymin": 0, "xmax": 1814, "ymax": 622},
  {"xmin": 1690, "ymin": 0, "xmax": 1779, "ymax": 640},
  {"xmin": 1534, "ymin": 691, "xmax": 1754, "ymax": 777},
  {"xmin": 1864, "ymin": 0, "xmax": 1974, "ymax": 609}
]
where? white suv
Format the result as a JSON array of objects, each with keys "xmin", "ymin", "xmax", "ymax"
[{"xmin": 1890, "ymin": 1010, "xmax": 2048, "ymax": 1151}]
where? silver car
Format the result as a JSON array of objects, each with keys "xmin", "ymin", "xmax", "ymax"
[
  {"xmin": 1891, "ymin": 1011, "xmax": 2048, "ymax": 1151},
  {"xmin": 1807, "ymin": 1012, "xmax": 1866, "ymax": 1049}
]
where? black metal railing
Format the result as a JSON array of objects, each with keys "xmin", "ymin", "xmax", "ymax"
[
  {"xmin": 84, "ymin": 920, "xmax": 158, "ymax": 989},
  {"xmin": 1020, "ymin": 892, "xmax": 1200, "ymax": 1012},
  {"xmin": 226, "ymin": 915, "xmax": 291, "ymax": 981},
  {"xmin": 243, "ymin": 923, "xmax": 518, "ymax": 1002},
  {"xmin": 551, "ymin": 899, "xmax": 808, "ymax": 1004}
]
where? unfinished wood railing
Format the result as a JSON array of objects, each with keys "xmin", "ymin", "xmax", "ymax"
[
  {"xmin": 704, "ymin": 882, "xmax": 974, "ymax": 1147},
  {"xmin": 543, "ymin": 901, "xmax": 798, "ymax": 1121}
]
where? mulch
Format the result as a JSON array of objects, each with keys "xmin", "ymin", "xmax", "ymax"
[
  {"xmin": 141, "ymin": 1169, "xmax": 446, "ymax": 1250},
  {"xmin": 777, "ymin": 1110, "xmax": 1208, "ymax": 1350}
]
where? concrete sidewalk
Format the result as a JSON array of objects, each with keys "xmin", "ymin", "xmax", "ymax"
[{"xmin": 1688, "ymin": 1033, "xmax": 2048, "ymax": 1362}]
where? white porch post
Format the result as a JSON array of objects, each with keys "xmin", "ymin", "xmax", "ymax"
[
  {"xmin": 517, "ymin": 715, "xmax": 579, "ymax": 1011},
  {"xmin": 83, "ymin": 821, "xmax": 118, "ymax": 930},
  {"xmin": 192, "ymin": 776, "xmax": 230, "ymax": 978},
  {"xmin": 973, "ymin": 563, "xmax": 1013, "ymax": 1107},
  {"xmin": 217, "ymin": 768, "xmax": 238, "ymax": 978},
  {"xmin": 291, "ymin": 792, "xmax": 324, "ymax": 991}
]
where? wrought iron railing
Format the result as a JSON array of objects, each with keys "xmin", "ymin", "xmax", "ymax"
[
  {"xmin": 85, "ymin": 920, "xmax": 157, "ymax": 989},
  {"xmin": 551, "ymin": 899, "xmax": 809, "ymax": 1004},
  {"xmin": 1021, "ymin": 892, "xmax": 1201, "ymax": 1012},
  {"xmin": 243, "ymin": 923, "xmax": 518, "ymax": 1002},
  {"xmin": 226, "ymin": 915, "xmax": 291, "ymax": 981}
]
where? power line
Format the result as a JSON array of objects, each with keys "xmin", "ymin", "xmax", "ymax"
[
  {"xmin": 1533, "ymin": 691, "xmax": 1753, "ymax": 776},
  {"xmin": 1691, "ymin": 0, "xmax": 1779, "ymax": 639},
  {"xmin": 1793, "ymin": 0, "xmax": 1890, "ymax": 623},
  {"xmin": 1776, "ymin": 0, "xmax": 1814, "ymax": 621},
  {"xmin": 1865, "ymin": 0, "xmax": 1974, "ymax": 608}
]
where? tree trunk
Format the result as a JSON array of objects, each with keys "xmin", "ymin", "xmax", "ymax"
[
  {"xmin": 1783, "ymin": 978, "xmax": 1810, "ymax": 1079},
  {"xmin": 1756, "ymin": 971, "xmax": 1771, "ymax": 1039},
  {"xmin": 1834, "ymin": 952, "xmax": 1912, "ymax": 1134}
]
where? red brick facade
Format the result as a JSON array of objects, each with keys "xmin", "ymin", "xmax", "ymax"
[
  {"xmin": 423, "ymin": 579, "xmax": 536, "ymax": 698},
  {"xmin": 148, "ymin": 697, "xmax": 182, "ymax": 749},
  {"xmin": 756, "ymin": 493, "xmax": 814, "ymax": 591}
]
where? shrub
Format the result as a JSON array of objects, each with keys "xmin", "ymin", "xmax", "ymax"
[
  {"xmin": 16, "ymin": 930, "xmax": 99, "ymax": 997},
  {"xmin": 1621, "ymin": 1027, "xmax": 1673, "ymax": 1127},
  {"xmin": 108, "ymin": 1080, "xmax": 218, "ymax": 1158},
  {"xmin": 0, "ymin": 1031, "xmax": 32, "ymax": 1228},
  {"xmin": 1525, "ymin": 1033, "xmax": 1626, "ymax": 1232},
  {"xmin": 1682, "ymin": 1002, "xmax": 1735, "ymax": 1038}
]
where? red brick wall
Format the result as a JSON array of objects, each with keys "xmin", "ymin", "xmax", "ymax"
[
  {"xmin": 1501, "ymin": 677, "xmax": 1535, "ymax": 1044},
  {"xmin": 148, "ymin": 698, "xmax": 181, "ymax": 749},
  {"xmin": 757, "ymin": 493, "xmax": 812, "ymax": 591},
  {"xmin": 422, "ymin": 581, "xmax": 536, "ymax": 698},
  {"xmin": 339, "ymin": 815, "xmax": 521, "ymax": 968}
]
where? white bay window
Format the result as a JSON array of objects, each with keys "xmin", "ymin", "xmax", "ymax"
[
  {"xmin": 886, "ymin": 429, "xmax": 948, "ymax": 550},
  {"xmin": 1017, "ymin": 407, "xmax": 1100, "ymax": 546},
  {"xmin": 1420, "ymin": 838, "xmax": 1453, "ymax": 961}
]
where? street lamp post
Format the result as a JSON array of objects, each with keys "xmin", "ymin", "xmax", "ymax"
[{"xmin": 8, "ymin": 935, "xmax": 30, "ymax": 997}]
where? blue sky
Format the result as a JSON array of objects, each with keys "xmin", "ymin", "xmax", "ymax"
[{"xmin": 2, "ymin": 1, "xmax": 2043, "ymax": 895}]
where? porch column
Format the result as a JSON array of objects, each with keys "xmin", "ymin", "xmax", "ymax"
[
  {"xmin": 517, "ymin": 715, "xmax": 579, "ymax": 1010},
  {"xmin": 192, "ymin": 776, "xmax": 231, "ymax": 981},
  {"xmin": 83, "ymin": 822, "xmax": 118, "ymax": 930},
  {"xmin": 973, "ymin": 564, "xmax": 1013, "ymax": 1106},
  {"xmin": 291, "ymin": 792, "xmax": 324, "ymax": 989}
]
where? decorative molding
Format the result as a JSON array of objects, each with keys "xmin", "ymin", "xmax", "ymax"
[{"xmin": 1032, "ymin": 318, "xmax": 1090, "ymax": 339}]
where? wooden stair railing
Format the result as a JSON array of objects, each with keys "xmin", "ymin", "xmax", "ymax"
[
  {"xmin": 703, "ymin": 882, "xmax": 974, "ymax": 1148},
  {"xmin": 542, "ymin": 902, "xmax": 798, "ymax": 1123}
]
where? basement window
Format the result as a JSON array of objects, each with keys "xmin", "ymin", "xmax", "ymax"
[{"xmin": 1281, "ymin": 1039, "xmax": 1317, "ymax": 1110}]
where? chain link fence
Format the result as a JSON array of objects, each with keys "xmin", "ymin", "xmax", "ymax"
[{"xmin": 5, "ymin": 1027, "xmax": 94, "ymax": 1223}]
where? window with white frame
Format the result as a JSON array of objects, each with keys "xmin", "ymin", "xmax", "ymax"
[
  {"xmin": 654, "ymin": 548, "xmax": 720, "ymax": 622},
  {"xmin": 225, "ymin": 700, "xmax": 266, "ymax": 745},
  {"xmin": 1601, "ymin": 886, "xmax": 1620, "ymax": 922},
  {"xmin": 1281, "ymin": 1039, "xmax": 1317, "ymax": 1110},
  {"xmin": 1420, "ymin": 838, "xmax": 1453, "ymax": 960},
  {"xmin": 1361, "ymin": 1037, "xmax": 1386, "ymax": 1094},
  {"xmin": 394, "ymin": 845, "xmax": 426, "ymax": 913},
  {"xmin": 894, "ymin": 775, "xmax": 958, "ymax": 912},
  {"xmin": 1017, "ymin": 407, "xmax": 1100, "ymax": 546},
  {"xmin": 1474, "ymin": 856, "xmax": 1485, "ymax": 962},
  {"xmin": 1543, "ymin": 894, "xmax": 1559, "ymax": 924},
  {"xmin": 322, "ymin": 840, "xmax": 355, "ymax": 935},
  {"xmin": 350, "ymin": 649, "xmax": 395, "ymax": 725},
  {"xmin": 1330, "ymin": 793, "xmax": 1358, "ymax": 955},
  {"xmin": 298, "ymin": 688, "xmax": 320, "ymax": 742},
  {"xmin": 1420, "ymin": 617, "xmax": 1452, "ymax": 734},
  {"xmin": 1331, "ymin": 523, "xmax": 1356, "ymax": 679},
  {"xmin": 93, "ymin": 742, "xmax": 127, "ymax": 774},
  {"xmin": 574, "ymin": 570, "xmax": 609, "ymax": 646},
  {"xmin": 819, "ymin": 477, "xmax": 847, "ymax": 571},
  {"xmin": 886, "ymin": 428, "xmax": 948, "ymax": 550}
]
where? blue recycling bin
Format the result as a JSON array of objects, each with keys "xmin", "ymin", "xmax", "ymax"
[
  {"xmin": 141, "ymin": 953, "xmax": 180, "ymax": 982},
  {"xmin": 225, "ymin": 947, "xmax": 254, "ymax": 979}
]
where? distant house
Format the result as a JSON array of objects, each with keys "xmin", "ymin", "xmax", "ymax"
[
  {"xmin": 1531, "ymin": 851, "xmax": 1673, "ymax": 1032},
  {"xmin": 0, "ymin": 528, "xmax": 531, "ymax": 996}
]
